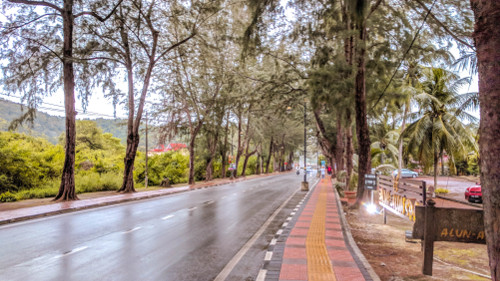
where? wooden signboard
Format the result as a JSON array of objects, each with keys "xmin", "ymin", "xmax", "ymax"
[
  {"xmin": 413, "ymin": 205, "xmax": 485, "ymax": 244},
  {"xmin": 412, "ymin": 200, "xmax": 485, "ymax": 276}
]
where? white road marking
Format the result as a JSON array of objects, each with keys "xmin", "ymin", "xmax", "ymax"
[
  {"xmin": 286, "ymin": 217, "xmax": 292, "ymax": 221},
  {"xmin": 276, "ymin": 229, "xmax": 283, "ymax": 235},
  {"xmin": 55, "ymin": 246, "xmax": 88, "ymax": 259},
  {"xmin": 162, "ymin": 215, "xmax": 175, "ymax": 220},
  {"xmin": 291, "ymin": 212, "xmax": 296, "ymax": 215},
  {"xmin": 188, "ymin": 207, "xmax": 197, "ymax": 211},
  {"xmin": 282, "ymin": 222, "xmax": 288, "ymax": 227},
  {"xmin": 256, "ymin": 269, "xmax": 267, "ymax": 281},
  {"xmin": 264, "ymin": 251, "xmax": 273, "ymax": 261},
  {"xmin": 122, "ymin": 227, "xmax": 142, "ymax": 234},
  {"xmin": 270, "ymin": 238, "xmax": 277, "ymax": 245},
  {"xmin": 213, "ymin": 189, "xmax": 299, "ymax": 281},
  {"xmin": 204, "ymin": 200, "xmax": 215, "ymax": 205}
]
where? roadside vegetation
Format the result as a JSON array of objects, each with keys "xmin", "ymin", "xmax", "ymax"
[{"xmin": 0, "ymin": 120, "xmax": 274, "ymax": 202}]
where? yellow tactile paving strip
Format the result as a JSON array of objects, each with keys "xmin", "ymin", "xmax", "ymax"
[{"xmin": 306, "ymin": 181, "xmax": 337, "ymax": 281}]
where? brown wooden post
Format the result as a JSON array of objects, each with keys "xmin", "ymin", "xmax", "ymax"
[
  {"xmin": 422, "ymin": 199, "xmax": 436, "ymax": 275},
  {"xmin": 422, "ymin": 181, "xmax": 427, "ymax": 206}
]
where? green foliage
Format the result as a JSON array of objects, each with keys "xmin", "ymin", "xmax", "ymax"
[
  {"xmin": 467, "ymin": 154, "xmax": 479, "ymax": 176},
  {"xmin": 135, "ymin": 151, "xmax": 189, "ymax": 185},
  {"xmin": 0, "ymin": 131, "xmax": 63, "ymax": 193},
  {"xmin": 349, "ymin": 173, "xmax": 358, "ymax": 191},
  {"xmin": 0, "ymin": 191, "xmax": 17, "ymax": 202},
  {"xmin": 76, "ymin": 173, "xmax": 122, "ymax": 193}
]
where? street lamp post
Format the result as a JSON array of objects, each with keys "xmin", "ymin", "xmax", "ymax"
[{"xmin": 301, "ymin": 102, "xmax": 309, "ymax": 191}]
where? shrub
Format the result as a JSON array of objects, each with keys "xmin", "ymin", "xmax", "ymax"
[
  {"xmin": 435, "ymin": 188, "xmax": 449, "ymax": 195},
  {"xmin": 15, "ymin": 185, "xmax": 59, "ymax": 200},
  {"xmin": 76, "ymin": 172, "xmax": 121, "ymax": 193},
  {"xmin": 135, "ymin": 151, "xmax": 189, "ymax": 185},
  {"xmin": 0, "ymin": 191, "xmax": 17, "ymax": 202}
]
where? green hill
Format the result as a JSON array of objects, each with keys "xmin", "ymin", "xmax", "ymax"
[{"xmin": 0, "ymin": 99, "xmax": 156, "ymax": 148}]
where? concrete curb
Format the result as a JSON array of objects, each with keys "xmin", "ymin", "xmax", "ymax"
[
  {"xmin": 0, "ymin": 172, "xmax": 289, "ymax": 226},
  {"xmin": 331, "ymin": 184, "xmax": 381, "ymax": 281}
]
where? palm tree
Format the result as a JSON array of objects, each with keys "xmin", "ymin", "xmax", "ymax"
[
  {"xmin": 402, "ymin": 67, "xmax": 477, "ymax": 192},
  {"xmin": 370, "ymin": 114, "xmax": 399, "ymax": 168}
]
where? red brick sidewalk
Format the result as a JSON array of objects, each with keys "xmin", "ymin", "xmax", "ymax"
[{"xmin": 262, "ymin": 178, "xmax": 379, "ymax": 281}]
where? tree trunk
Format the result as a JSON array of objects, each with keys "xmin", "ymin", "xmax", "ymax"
[
  {"xmin": 470, "ymin": 1, "xmax": 500, "ymax": 279},
  {"xmin": 205, "ymin": 156, "xmax": 213, "ymax": 181},
  {"xmin": 433, "ymin": 149, "xmax": 438, "ymax": 195},
  {"xmin": 345, "ymin": 111, "xmax": 353, "ymax": 191},
  {"xmin": 119, "ymin": 16, "xmax": 158, "ymax": 193},
  {"xmin": 265, "ymin": 137, "xmax": 273, "ymax": 173},
  {"xmin": 354, "ymin": 25, "xmax": 371, "ymax": 205},
  {"xmin": 440, "ymin": 151, "xmax": 445, "ymax": 176},
  {"xmin": 398, "ymin": 102, "xmax": 408, "ymax": 179},
  {"xmin": 241, "ymin": 148, "xmax": 257, "ymax": 177},
  {"xmin": 259, "ymin": 154, "xmax": 263, "ymax": 174},
  {"xmin": 336, "ymin": 113, "xmax": 344, "ymax": 174},
  {"xmin": 119, "ymin": 62, "xmax": 137, "ymax": 193},
  {"xmin": 221, "ymin": 112, "xmax": 230, "ymax": 178},
  {"xmin": 188, "ymin": 136, "xmax": 196, "ymax": 184},
  {"xmin": 55, "ymin": 3, "xmax": 78, "ymax": 201}
]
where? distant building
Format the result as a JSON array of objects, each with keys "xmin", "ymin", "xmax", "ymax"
[{"xmin": 148, "ymin": 143, "xmax": 187, "ymax": 156}]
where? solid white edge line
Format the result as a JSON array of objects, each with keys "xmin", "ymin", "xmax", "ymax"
[
  {"xmin": 213, "ymin": 188, "xmax": 299, "ymax": 281},
  {"xmin": 256, "ymin": 269, "xmax": 267, "ymax": 281}
]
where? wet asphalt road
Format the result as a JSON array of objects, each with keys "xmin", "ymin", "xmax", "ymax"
[{"xmin": 0, "ymin": 173, "xmax": 307, "ymax": 281}]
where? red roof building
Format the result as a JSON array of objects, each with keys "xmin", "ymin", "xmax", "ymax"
[{"xmin": 148, "ymin": 143, "xmax": 187, "ymax": 155}]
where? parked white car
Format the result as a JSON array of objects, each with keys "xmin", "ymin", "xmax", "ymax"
[{"xmin": 392, "ymin": 169, "xmax": 418, "ymax": 178}]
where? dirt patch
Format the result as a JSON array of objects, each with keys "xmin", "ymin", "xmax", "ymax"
[{"xmin": 344, "ymin": 206, "xmax": 490, "ymax": 281}]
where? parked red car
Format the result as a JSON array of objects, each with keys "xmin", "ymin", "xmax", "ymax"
[{"xmin": 465, "ymin": 185, "xmax": 482, "ymax": 203}]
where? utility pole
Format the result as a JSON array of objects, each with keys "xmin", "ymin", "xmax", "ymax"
[
  {"xmin": 302, "ymin": 101, "xmax": 309, "ymax": 191},
  {"xmin": 145, "ymin": 111, "xmax": 149, "ymax": 188}
]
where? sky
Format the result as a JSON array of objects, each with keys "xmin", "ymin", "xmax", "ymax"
[{"xmin": 0, "ymin": 1, "xmax": 479, "ymax": 121}]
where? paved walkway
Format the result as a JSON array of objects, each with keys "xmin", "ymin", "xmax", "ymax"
[{"xmin": 262, "ymin": 178, "xmax": 379, "ymax": 281}]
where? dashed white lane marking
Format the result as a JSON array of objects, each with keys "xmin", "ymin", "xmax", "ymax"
[
  {"xmin": 188, "ymin": 207, "xmax": 197, "ymax": 211},
  {"xmin": 204, "ymin": 200, "xmax": 215, "ymax": 205},
  {"xmin": 122, "ymin": 227, "xmax": 142, "ymax": 234},
  {"xmin": 270, "ymin": 238, "xmax": 277, "ymax": 245},
  {"xmin": 293, "ymin": 208, "xmax": 298, "ymax": 211},
  {"xmin": 162, "ymin": 215, "xmax": 175, "ymax": 220},
  {"xmin": 256, "ymin": 269, "xmax": 267, "ymax": 281},
  {"xmin": 264, "ymin": 251, "xmax": 273, "ymax": 261},
  {"xmin": 55, "ymin": 246, "xmax": 88, "ymax": 259},
  {"xmin": 282, "ymin": 222, "xmax": 288, "ymax": 227},
  {"xmin": 276, "ymin": 229, "xmax": 283, "ymax": 235},
  {"xmin": 286, "ymin": 217, "xmax": 292, "ymax": 221}
]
